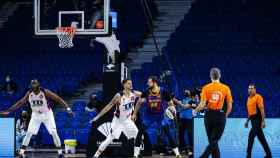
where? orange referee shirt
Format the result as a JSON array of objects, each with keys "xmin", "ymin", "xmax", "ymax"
[
  {"xmin": 247, "ymin": 93, "xmax": 264, "ymax": 117},
  {"xmin": 201, "ymin": 82, "xmax": 233, "ymax": 110}
]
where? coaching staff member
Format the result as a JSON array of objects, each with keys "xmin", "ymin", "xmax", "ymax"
[
  {"xmin": 194, "ymin": 67, "xmax": 233, "ymax": 158},
  {"xmin": 245, "ymin": 84, "xmax": 272, "ymax": 158}
]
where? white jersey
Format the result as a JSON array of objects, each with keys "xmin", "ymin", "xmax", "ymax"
[
  {"xmin": 116, "ymin": 91, "xmax": 136, "ymax": 120},
  {"xmin": 28, "ymin": 90, "xmax": 50, "ymax": 113}
]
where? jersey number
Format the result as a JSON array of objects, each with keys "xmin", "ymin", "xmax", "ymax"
[
  {"xmin": 209, "ymin": 92, "xmax": 223, "ymax": 103},
  {"xmin": 123, "ymin": 102, "xmax": 133, "ymax": 110},
  {"xmin": 32, "ymin": 100, "xmax": 44, "ymax": 107}
]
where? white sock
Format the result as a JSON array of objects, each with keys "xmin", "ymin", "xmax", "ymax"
[
  {"xmin": 57, "ymin": 149, "xmax": 63, "ymax": 155},
  {"xmin": 172, "ymin": 147, "xmax": 180, "ymax": 156},
  {"xmin": 20, "ymin": 149, "xmax": 25, "ymax": 155},
  {"xmin": 94, "ymin": 150, "xmax": 102, "ymax": 158},
  {"xmin": 134, "ymin": 147, "xmax": 140, "ymax": 157}
]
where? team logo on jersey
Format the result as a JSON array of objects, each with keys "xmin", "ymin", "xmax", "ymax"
[
  {"xmin": 97, "ymin": 122, "xmax": 112, "ymax": 137},
  {"xmin": 39, "ymin": 94, "xmax": 43, "ymax": 99},
  {"xmin": 131, "ymin": 96, "xmax": 135, "ymax": 101}
]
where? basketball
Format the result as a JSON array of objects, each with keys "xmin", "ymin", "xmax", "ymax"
[{"xmin": 96, "ymin": 20, "xmax": 104, "ymax": 29}]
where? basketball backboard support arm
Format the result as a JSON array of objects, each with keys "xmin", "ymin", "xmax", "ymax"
[{"xmin": 95, "ymin": 32, "xmax": 120, "ymax": 64}]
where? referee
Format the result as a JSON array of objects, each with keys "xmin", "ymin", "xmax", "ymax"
[
  {"xmin": 195, "ymin": 68, "xmax": 233, "ymax": 158},
  {"xmin": 245, "ymin": 84, "xmax": 272, "ymax": 158}
]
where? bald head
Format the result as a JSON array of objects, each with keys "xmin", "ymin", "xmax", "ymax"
[{"xmin": 210, "ymin": 67, "xmax": 221, "ymax": 81}]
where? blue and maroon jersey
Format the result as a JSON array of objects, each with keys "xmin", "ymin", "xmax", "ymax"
[{"xmin": 141, "ymin": 87, "xmax": 172, "ymax": 114}]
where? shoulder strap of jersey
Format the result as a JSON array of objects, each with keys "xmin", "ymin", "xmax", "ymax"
[
  {"xmin": 40, "ymin": 88, "xmax": 50, "ymax": 100},
  {"xmin": 27, "ymin": 90, "xmax": 32, "ymax": 95},
  {"xmin": 118, "ymin": 91, "xmax": 124, "ymax": 97},
  {"xmin": 40, "ymin": 88, "xmax": 46, "ymax": 94}
]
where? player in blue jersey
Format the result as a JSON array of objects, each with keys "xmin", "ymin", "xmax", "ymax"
[{"xmin": 132, "ymin": 76, "xmax": 192, "ymax": 158}]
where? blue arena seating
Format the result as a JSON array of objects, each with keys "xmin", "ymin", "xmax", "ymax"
[{"xmin": 132, "ymin": 0, "xmax": 280, "ymax": 118}]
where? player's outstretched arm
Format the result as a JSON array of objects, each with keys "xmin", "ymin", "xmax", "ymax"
[
  {"xmin": 131, "ymin": 98, "xmax": 146, "ymax": 121},
  {"xmin": 0, "ymin": 92, "xmax": 30, "ymax": 115},
  {"xmin": 134, "ymin": 90, "xmax": 142, "ymax": 98},
  {"xmin": 172, "ymin": 97, "xmax": 193, "ymax": 109},
  {"xmin": 45, "ymin": 89, "xmax": 74, "ymax": 116},
  {"xmin": 91, "ymin": 94, "xmax": 120, "ymax": 123}
]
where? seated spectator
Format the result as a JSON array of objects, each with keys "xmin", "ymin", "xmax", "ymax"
[
  {"xmin": 85, "ymin": 94, "xmax": 103, "ymax": 112},
  {"xmin": 2, "ymin": 75, "xmax": 18, "ymax": 95},
  {"xmin": 16, "ymin": 111, "xmax": 30, "ymax": 152}
]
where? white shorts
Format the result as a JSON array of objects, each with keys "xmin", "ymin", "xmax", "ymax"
[
  {"xmin": 27, "ymin": 110, "xmax": 57, "ymax": 135},
  {"xmin": 111, "ymin": 117, "xmax": 138, "ymax": 139}
]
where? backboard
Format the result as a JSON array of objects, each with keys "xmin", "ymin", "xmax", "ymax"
[{"xmin": 34, "ymin": 0, "xmax": 110, "ymax": 36}]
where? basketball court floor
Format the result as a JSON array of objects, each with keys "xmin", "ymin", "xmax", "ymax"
[
  {"xmin": 13, "ymin": 149, "xmax": 190, "ymax": 158},
  {"xmin": 15, "ymin": 153, "xmax": 188, "ymax": 158}
]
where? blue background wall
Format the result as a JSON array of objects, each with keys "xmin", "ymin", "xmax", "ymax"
[
  {"xmin": 0, "ymin": 117, "xmax": 15, "ymax": 157},
  {"xmin": 194, "ymin": 118, "xmax": 280, "ymax": 158}
]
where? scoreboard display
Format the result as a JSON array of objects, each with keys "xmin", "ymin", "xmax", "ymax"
[{"xmin": 0, "ymin": 117, "xmax": 15, "ymax": 157}]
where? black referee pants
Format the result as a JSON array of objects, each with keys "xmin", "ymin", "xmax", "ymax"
[
  {"xmin": 200, "ymin": 110, "xmax": 226, "ymax": 158},
  {"xmin": 247, "ymin": 115, "xmax": 272, "ymax": 158}
]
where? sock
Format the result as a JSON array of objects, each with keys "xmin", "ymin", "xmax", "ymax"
[
  {"xmin": 172, "ymin": 147, "xmax": 180, "ymax": 156},
  {"xmin": 94, "ymin": 150, "xmax": 102, "ymax": 158},
  {"xmin": 134, "ymin": 147, "xmax": 140, "ymax": 157},
  {"xmin": 57, "ymin": 149, "xmax": 63, "ymax": 155}
]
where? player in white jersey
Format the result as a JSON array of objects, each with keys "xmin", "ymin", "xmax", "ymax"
[
  {"xmin": 90, "ymin": 79, "xmax": 142, "ymax": 158},
  {"xmin": 0, "ymin": 79, "xmax": 74, "ymax": 158}
]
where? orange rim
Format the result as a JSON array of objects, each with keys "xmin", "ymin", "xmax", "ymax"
[{"xmin": 56, "ymin": 27, "xmax": 76, "ymax": 37}]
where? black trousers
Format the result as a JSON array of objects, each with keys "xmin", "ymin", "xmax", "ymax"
[
  {"xmin": 179, "ymin": 118, "xmax": 193, "ymax": 150},
  {"xmin": 200, "ymin": 110, "xmax": 226, "ymax": 158},
  {"xmin": 247, "ymin": 115, "xmax": 272, "ymax": 158}
]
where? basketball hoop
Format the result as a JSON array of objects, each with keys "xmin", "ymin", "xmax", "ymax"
[{"xmin": 56, "ymin": 27, "xmax": 76, "ymax": 48}]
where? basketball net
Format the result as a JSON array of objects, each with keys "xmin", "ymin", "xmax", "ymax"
[{"xmin": 56, "ymin": 22, "xmax": 78, "ymax": 48}]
